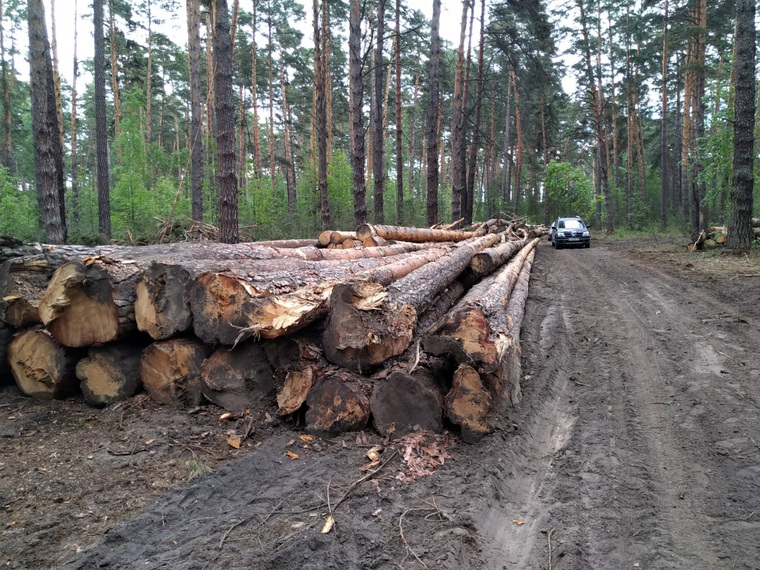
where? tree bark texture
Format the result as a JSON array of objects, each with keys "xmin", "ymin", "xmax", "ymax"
[
  {"xmin": 425, "ymin": 0, "xmax": 441, "ymax": 226},
  {"xmin": 28, "ymin": 0, "xmax": 66, "ymax": 244},
  {"xmin": 187, "ymin": 0, "xmax": 204, "ymax": 222},
  {"xmin": 726, "ymin": 0, "xmax": 755, "ymax": 251},
  {"xmin": 94, "ymin": 0, "xmax": 111, "ymax": 238},
  {"xmin": 214, "ymin": 0, "xmax": 239, "ymax": 244},
  {"xmin": 349, "ymin": 0, "xmax": 366, "ymax": 227},
  {"xmin": 372, "ymin": 0, "xmax": 386, "ymax": 223}
]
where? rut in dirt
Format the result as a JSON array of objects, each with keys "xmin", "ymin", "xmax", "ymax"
[{"xmin": 474, "ymin": 240, "xmax": 760, "ymax": 569}]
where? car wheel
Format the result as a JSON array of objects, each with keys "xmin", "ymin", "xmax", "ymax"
[{"xmin": 554, "ymin": 241, "xmax": 561, "ymax": 250}]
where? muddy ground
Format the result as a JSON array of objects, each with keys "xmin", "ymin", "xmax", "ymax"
[{"xmin": 2, "ymin": 235, "xmax": 760, "ymax": 569}]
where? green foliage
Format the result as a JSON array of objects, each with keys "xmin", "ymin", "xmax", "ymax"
[
  {"xmin": 0, "ymin": 166, "xmax": 39, "ymax": 241},
  {"xmin": 544, "ymin": 161, "xmax": 594, "ymax": 222}
]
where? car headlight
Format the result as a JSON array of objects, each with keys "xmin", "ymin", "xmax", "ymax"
[
  {"xmin": 557, "ymin": 232, "xmax": 565, "ymax": 237},
  {"xmin": 583, "ymin": 231, "xmax": 590, "ymax": 237}
]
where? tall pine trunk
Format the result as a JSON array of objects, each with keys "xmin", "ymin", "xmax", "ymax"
[
  {"xmin": 660, "ymin": 0, "xmax": 669, "ymax": 229},
  {"xmin": 70, "ymin": 0, "xmax": 80, "ymax": 222},
  {"xmin": 349, "ymin": 0, "xmax": 366, "ymax": 226},
  {"xmin": 726, "ymin": 0, "xmax": 755, "ymax": 250},
  {"xmin": 279, "ymin": 39, "xmax": 296, "ymax": 215},
  {"xmin": 314, "ymin": 0, "xmax": 330, "ymax": 229},
  {"xmin": 29, "ymin": 0, "xmax": 66, "ymax": 243},
  {"xmin": 394, "ymin": 0, "xmax": 403, "ymax": 225},
  {"xmin": 214, "ymin": 0, "xmax": 239, "ymax": 244},
  {"xmin": 464, "ymin": 0, "xmax": 485, "ymax": 226},
  {"xmin": 425, "ymin": 0, "xmax": 441, "ymax": 226},
  {"xmin": 372, "ymin": 0, "xmax": 386, "ymax": 223},
  {"xmin": 108, "ymin": 0, "xmax": 121, "ymax": 147},
  {"xmin": 187, "ymin": 0, "xmax": 204, "ymax": 221},
  {"xmin": 251, "ymin": 1, "xmax": 262, "ymax": 177},
  {"xmin": 450, "ymin": 0, "xmax": 469, "ymax": 222},
  {"xmin": 94, "ymin": 0, "xmax": 111, "ymax": 238}
]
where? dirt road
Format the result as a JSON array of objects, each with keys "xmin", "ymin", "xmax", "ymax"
[{"xmin": 4, "ymin": 238, "xmax": 760, "ymax": 569}]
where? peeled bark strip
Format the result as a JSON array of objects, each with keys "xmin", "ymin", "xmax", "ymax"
[
  {"xmin": 200, "ymin": 342, "xmax": 275, "ymax": 411},
  {"xmin": 446, "ymin": 363, "xmax": 493, "ymax": 443},
  {"xmin": 305, "ymin": 371, "xmax": 370, "ymax": 434},
  {"xmin": 76, "ymin": 342, "xmax": 143, "ymax": 406},
  {"xmin": 8, "ymin": 328, "xmax": 80, "ymax": 399},
  {"xmin": 470, "ymin": 238, "xmax": 526, "ymax": 276},
  {"xmin": 357, "ymin": 223, "xmax": 484, "ymax": 243},
  {"xmin": 370, "ymin": 369, "xmax": 444, "ymax": 436},
  {"xmin": 39, "ymin": 261, "xmax": 121, "ymax": 347},
  {"xmin": 0, "ymin": 253, "xmax": 69, "ymax": 327},
  {"xmin": 140, "ymin": 338, "xmax": 207, "ymax": 407},
  {"xmin": 321, "ymin": 233, "xmax": 501, "ymax": 371}
]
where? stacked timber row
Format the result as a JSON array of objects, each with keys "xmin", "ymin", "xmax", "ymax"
[
  {"xmin": 1, "ymin": 221, "xmax": 543, "ymax": 443},
  {"xmin": 689, "ymin": 218, "xmax": 760, "ymax": 251}
]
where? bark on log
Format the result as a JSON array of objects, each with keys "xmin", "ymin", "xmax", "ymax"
[
  {"xmin": 0, "ymin": 253, "xmax": 69, "ymax": 327},
  {"xmin": 200, "ymin": 342, "xmax": 276, "ymax": 411},
  {"xmin": 424, "ymin": 239, "xmax": 538, "ymax": 409},
  {"xmin": 305, "ymin": 371, "xmax": 371, "ymax": 434},
  {"xmin": 496, "ymin": 248, "xmax": 536, "ymax": 410},
  {"xmin": 370, "ymin": 368, "xmax": 444, "ymax": 436},
  {"xmin": 8, "ymin": 328, "xmax": 80, "ymax": 399},
  {"xmin": 322, "ymin": 233, "xmax": 501, "ymax": 371},
  {"xmin": 76, "ymin": 342, "xmax": 144, "ymax": 406},
  {"xmin": 140, "ymin": 338, "xmax": 207, "ymax": 407},
  {"xmin": 357, "ymin": 223, "xmax": 485, "ymax": 243},
  {"xmin": 253, "ymin": 239, "xmax": 319, "ymax": 249},
  {"xmin": 470, "ymin": 238, "xmax": 526, "ymax": 276},
  {"xmin": 445, "ymin": 363, "xmax": 493, "ymax": 443}
]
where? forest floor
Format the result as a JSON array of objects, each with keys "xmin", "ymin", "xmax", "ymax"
[{"xmin": 2, "ymin": 234, "xmax": 760, "ymax": 569}]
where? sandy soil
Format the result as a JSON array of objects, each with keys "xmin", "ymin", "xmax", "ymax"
[{"xmin": 2, "ymin": 236, "xmax": 760, "ymax": 569}]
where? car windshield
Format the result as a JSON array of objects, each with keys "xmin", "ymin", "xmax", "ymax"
[{"xmin": 560, "ymin": 219, "xmax": 584, "ymax": 229}]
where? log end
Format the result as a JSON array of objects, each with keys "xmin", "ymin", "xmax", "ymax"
[
  {"xmin": 140, "ymin": 339, "xmax": 207, "ymax": 407},
  {"xmin": 76, "ymin": 344, "xmax": 143, "ymax": 406},
  {"xmin": 200, "ymin": 343, "xmax": 275, "ymax": 412},
  {"xmin": 135, "ymin": 264, "xmax": 193, "ymax": 340},
  {"xmin": 305, "ymin": 372, "xmax": 370, "ymax": 434},
  {"xmin": 424, "ymin": 306, "xmax": 499, "ymax": 372},
  {"xmin": 370, "ymin": 369, "xmax": 444, "ymax": 437},
  {"xmin": 190, "ymin": 272, "xmax": 252, "ymax": 345},
  {"xmin": 355, "ymin": 224, "xmax": 376, "ymax": 242},
  {"xmin": 8, "ymin": 328, "xmax": 80, "ymax": 399},
  {"xmin": 445, "ymin": 363, "xmax": 493, "ymax": 443}
]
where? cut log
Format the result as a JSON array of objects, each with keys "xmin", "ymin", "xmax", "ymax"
[
  {"xmin": 0, "ymin": 253, "xmax": 69, "ymax": 327},
  {"xmin": 263, "ymin": 336, "xmax": 324, "ymax": 416},
  {"xmin": 322, "ymin": 233, "xmax": 501, "ymax": 372},
  {"xmin": 134, "ymin": 263, "xmax": 194, "ymax": 340},
  {"xmin": 200, "ymin": 342, "xmax": 276, "ymax": 411},
  {"xmin": 370, "ymin": 369, "xmax": 445, "ymax": 436},
  {"xmin": 76, "ymin": 342, "xmax": 144, "ymax": 406},
  {"xmin": 415, "ymin": 280, "xmax": 467, "ymax": 334},
  {"xmin": 318, "ymin": 231, "xmax": 333, "ymax": 246},
  {"xmin": 445, "ymin": 363, "xmax": 493, "ymax": 443},
  {"xmin": 8, "ymin": 328, "xmax": 80, "ymax": 399},
  {"xmin": 253, "ymin": 239, "xmax": 319, "ymax": 249},
  {"xmin": 38, "ymin": 260, "xmax": 122, "ymax": 347},
  {"xmin": 424, "ymin": 239, "xmax": 538, "ymax": 409},
  {"xmin": 495, "ymin": 248, "xmax": 536, "ymax": 410},
  {"xmin": 192, "ymin": 247, "xmax": 450, "ymax": 345},
  {"xmin": 140, "ymin": 338, "xmax": 207, "ymax": 407},
  {"xmin": 470, "ymin": 238, "xmax": 526, "ymax": 277},
  {"xmin": 305, "ymin": 371, "xmax": 370, "ymax": 434},
  {"xmin": 357, "ymin": 223, "xmax": 485, "ymax": 243},
  {"xmin": 329, "ymin": 230, "xmax": 358, "ymax": 244},
  {"xmin": 362, "ymin": 235, "xmax": 390, "ymax": 247}
]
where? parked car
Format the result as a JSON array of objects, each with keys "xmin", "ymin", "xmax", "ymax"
[{"xmin": 549, "ymin": 217, "xmax": 591, "ymax": 249}]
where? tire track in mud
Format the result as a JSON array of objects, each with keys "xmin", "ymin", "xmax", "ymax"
[{"xmin": 477, "ymin": 241, "xmax": 760, "ymax": 569}]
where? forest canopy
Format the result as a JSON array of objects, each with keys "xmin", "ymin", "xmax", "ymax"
[{"xmin": 2, "ymin": 0, "xmax": 757, "ymax": 249}]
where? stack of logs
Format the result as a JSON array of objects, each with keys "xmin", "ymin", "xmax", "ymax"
[
  {"xmin": 690, "ymin": 218, "xmax": 760, "ymax": 252},
  {"xmin": 0, "ymin": 220, "xmax": 542, "ymax": 443}
]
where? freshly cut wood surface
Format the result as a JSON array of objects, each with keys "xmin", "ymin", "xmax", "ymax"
[
  {"xmin": 445, "ymin": 363, "xmax": 493, "ymax": 443},
  {"xmin": 305, "ymin": 372, "xmax": 371, "ymax": 434},
  {"xmin": 329, "ymin": 230, "xmax": 358, "ymax": 244},
  {"xmin": 76, "ymin": 342, "xmax": 143, "ymax": 406},
  {"xmin": 356, "ymin": 223, "xmax": 485, "ymax": 243},
  {"xmin": 8, "ymin": 328, "xmax": 80, "ymax": 399},
  {"xmin": 370, "ymin": 369, "xmax": 444, "ymax": 436},
  {"xmin": 200, "ymin": 342, "xmax": 275, "ymax": 411},
  {"xmin": 140, "ymin": 338, "xmax": 207, "ymax": 407},
  {"xmin": 318, "ymin": 230, "xmax": 333, "ymax": 246},
  {"xmin": 39, "ymin": 261, "xmax": 121, "ymax": 347},
  {"xmin": 135, "ymin": 263, "xmax": 194, "ymax": 340},
  {"xmin": 0, "ymin": 253, "xmax": 70, "ymax": 327}
]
